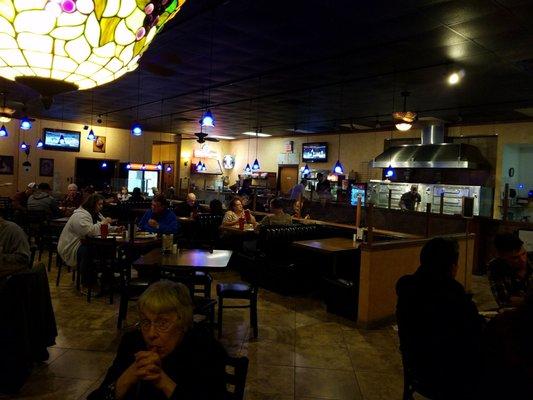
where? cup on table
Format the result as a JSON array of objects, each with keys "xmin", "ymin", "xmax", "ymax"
[
  {"xmin": 238, "ymin": 217, "xmax": 245, "ymax": 230},
  {"xmin": 100, "ymin": 223, "xmax": 109, "ymax": 239}
]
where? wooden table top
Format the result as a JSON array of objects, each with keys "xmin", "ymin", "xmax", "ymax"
[
  {"xmin": 133, "ymin": 248, "xmax": 233, "ymax": 270},
  {"xmin": 292, "ymin": 237, "xmax": 359, "ymax": 253}
]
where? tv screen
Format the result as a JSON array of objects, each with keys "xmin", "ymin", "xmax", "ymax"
[
  {"xmin": 302, "ymin": 142, "xmax": 328, "ymax": 163},
  {"xmin": 43, "ymin": 128, "xmax": 80, "ymax": 152},
  {"xmin": 350, "ymin": 183, "xmax": 367, "ymax": 206}
]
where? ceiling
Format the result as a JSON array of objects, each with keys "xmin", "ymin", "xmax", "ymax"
[{"xmin": 2, "ymin": 0, "xmax": 533, "ymax": 139}]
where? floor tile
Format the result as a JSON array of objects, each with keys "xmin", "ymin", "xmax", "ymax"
[
  {"xmin": 9, "ymin": 376, "xmax": 94, "ymax": 400},
  {"xmin": 245, "ymin": 364, "xmax": 295, "ymax": 397},
  {"xmin": 242, "ymin": 341, "xmax": 295, "ymax": 367},
  {"xmin": 295, "ymin": 367, "xmax": 363, "ymax": 399},
  {"xmin": 40, "ymin": 349, "xmax": 114, "ymax": 380},
  {"xmin": 356, "ymin": 371, "xmax": 404, "ymax": 400},
  {"xmin": 294, "ymin": 344, "xmax": 353, "ymax": 371}
]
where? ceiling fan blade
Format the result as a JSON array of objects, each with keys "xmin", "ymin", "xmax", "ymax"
[{"xmin": 205, "ymin": 137, "xmax": 220, "ymax": 142}]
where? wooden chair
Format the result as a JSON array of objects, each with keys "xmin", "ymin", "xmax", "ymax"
[
  {"xmin": 216, "ymin": 282, "xmax": 258, "ymax": 339},
  {"xmin": 116, "ymin": 263, "xmax": 151, "ymax": 329},
  {"xmin": 82, "ymin": 237, "xmax": 120, "ymax": 303},
  {"xmin": 224, "ymin": 356, "xmax": 249, "ymax": 400},
  {"xmin": 160, "ymin": 268, "xmax": 217, "ymax": 333}
]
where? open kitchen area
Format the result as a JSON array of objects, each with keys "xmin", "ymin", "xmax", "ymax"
[{"xmin": 1, "ymin": 1, "xmax": 533, "ymax": 399}]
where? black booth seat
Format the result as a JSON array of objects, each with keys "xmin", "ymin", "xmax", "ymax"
[{"xmin": 0, "ymin": 263, "xmax": 57, "ymax": 394}]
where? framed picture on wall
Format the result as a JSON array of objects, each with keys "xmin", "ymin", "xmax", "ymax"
[
  {"xmin": 39, "ymin": 158, "xmax": 54, "ymax": 177},
  {"xmin": 93, "ymin": 136, "xmax": 106, "ymax": 153},
  {"xmin": 0, "ymin": 155, "xmax": 14, "ymax": 175}
]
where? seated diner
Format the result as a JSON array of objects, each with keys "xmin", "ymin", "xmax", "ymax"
[
  {"xmin": 89, "ymin": 280, "xmax": 227, "ymax": 400},
  {"xmin": 222, "ymin": 197, "xmax": 257, "ymax": 228},
  {"xmin": 138, "ymin": 195, "xmax": 178, "ymax": 234}
]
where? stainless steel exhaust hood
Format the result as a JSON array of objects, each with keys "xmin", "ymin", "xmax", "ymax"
[{"xmin": 371, "ymin": 125, "xmax": 490, "ymax": 169}]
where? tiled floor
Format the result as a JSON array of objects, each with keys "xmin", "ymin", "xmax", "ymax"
[{"xmin": 2, "ymin": 264, "xmax": 496, "ymax": 400}]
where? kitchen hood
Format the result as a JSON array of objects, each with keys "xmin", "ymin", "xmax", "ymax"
[{"xmin": 371, "ymin": 125, "xmax": 490, "ymax": 169}]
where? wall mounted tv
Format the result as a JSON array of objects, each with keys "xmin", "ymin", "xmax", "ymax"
[
  {"xmin": 302, "ymin": 142, "xmax": 328, "ymax": 163},
  {"xmin": 42, "ymin": 128, "xmax": 81, "ymax": 152}
]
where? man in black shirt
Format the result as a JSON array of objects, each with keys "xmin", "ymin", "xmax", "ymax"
[
  {"xmin": 399, "ymin": 184, "xmax": 421, "ymax": 211},
  {"xmin": 487, "ymin": 233, "xmax": 532, "ymax": 308},
  {"xmin": 174, "ymin": 193, "xmax": 199, "ymax": 217}
]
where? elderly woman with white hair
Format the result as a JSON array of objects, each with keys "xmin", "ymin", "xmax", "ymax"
[
  {"xmin": 89, "ymin": 281, "xmax": 227, "ymax": 400},
  {"xmin": 62, "ymin": 182, "xmax": 82, "ymax": 209}
]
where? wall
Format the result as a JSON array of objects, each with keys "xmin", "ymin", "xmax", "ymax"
[
  {"xmin": 151, "ymin": 142, "xmax": 179, "ymax": 189},
  {"xmin": 0, "ymin": 117, "xmax": 174, "ymax": 196},
  {"xmin": 178, "ymin": 138, "xmax": 231, "ymax": 194}
]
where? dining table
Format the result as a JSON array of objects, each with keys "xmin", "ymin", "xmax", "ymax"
[{"xmin": 133, "ymin": 248, "xmax": 233, "ymax": 272}]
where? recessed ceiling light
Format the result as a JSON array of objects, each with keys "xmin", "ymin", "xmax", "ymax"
[
  {"xmin": 209, "ymin": 135, "xmax": 236, "ymax": 140},
  {"xmin": 242, "ymin": 131, "xmax": 271, "ymax": 137},
  {"xmin": 447, "ymin": 70, "xmax": 465, "ymax": 85}
]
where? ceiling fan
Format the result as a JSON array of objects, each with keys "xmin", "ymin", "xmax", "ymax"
[
  {"xmin": 182, "ymin": 130, "xmax": 220, "ymax": 143},
  {"xmin": 0, "ymin": 92, "xmax": 35, "ymax": 123}
]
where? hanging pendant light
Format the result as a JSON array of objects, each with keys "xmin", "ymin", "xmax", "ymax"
[
  {"xmin": 20, "ymin": 141, "xmax": 28, "ymax": 150},
  {"xmin": 20, "ymin": 116, "xmax": 32, "ymax": 130},
  {"xmin": 196, "ymin": 161, "xmax": 203, "ymax": 172},
  {"xmin": 141, "ymin": 163, "xmax": 146, "ymax": 170},
  {"xmin": 165, "ymin": 165, "xmax": 172, "ymax": 172},
  {"xmin": 332, "ymin": 132, "xmax": 344, "ymax": 174},
  {"xmin": 36, "ymin": 138, "xmax": 44, "ymax": 148},
  {"xmin": 126, "ymin": 162, "xmax": 132, "ymax": 169},
  {"xmin": 333, "ymin": 160, "xmax": 344, "ymax": 174},
  {"xmin": 244, "ymin": 163, "xmax": 251, "ymax": 173},
  {"xmin": 393, "ymin": 91, "xmax": 417, "ymax": 132},
  {"xmin": 87, "ymin": 129, "xmax": 96, "ymax": 141},
  {"xmin": 252, "ymin": 158, "xmax": 260, "ymax": 171},
  {"xmin": 101, "ymin": 161, "xmax": 107, "ymax": 168},
  {"xmin": 199, "ymin": 110, "xmax": 215, "ymax": 128},
  {"xmin": 157, "ymin": 162, "xmax": 163, "ymax": 171},
  {"xmin": 302, "ymin": 164, "xmax": 310, "ymax": 175},
  {"xmin": 385, "ymin": 165, "xmax": 395, "ymax": 179},
  {"xmin": 201, "ymin": 162, "xmax": 207, "ymax": 171},
  {"xmin": 131, "ymin": 122, "xmax": 143, "ymax": 136},
  {"xmin": 58, "ymin": 134, "xmax": 65, "ymax": 144},
  {"xmin": 0, "ymin": 125, "xmax": 8, "ymax": 137}
]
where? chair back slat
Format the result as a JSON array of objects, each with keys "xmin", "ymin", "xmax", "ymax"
[{"xmin": 224, "ymin": 356, "xmax": 249, "ymax": 400}]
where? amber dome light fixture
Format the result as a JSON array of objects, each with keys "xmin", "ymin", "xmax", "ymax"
[{"xmin": 0, "ymin": 0, "xmax": 186, "ymax": 104}]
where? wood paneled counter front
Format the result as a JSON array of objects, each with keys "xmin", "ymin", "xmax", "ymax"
[{"xmin": 357, "ymin": 233, "xmax": 475, "ymax": 328}]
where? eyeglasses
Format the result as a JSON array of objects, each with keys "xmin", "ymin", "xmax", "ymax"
[{"xmin": 138, "ymin": 318, "xmax": 175, "ymax": 333}]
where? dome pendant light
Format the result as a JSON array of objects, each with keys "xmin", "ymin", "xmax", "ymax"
[
  {"xmin": 20, "ymin": 141, "xmax": 28, "ymax": 150},
  {"xmin": 200, "ymin": 110, "xmax": 215, "ymax": 128},
  {"xmin": 0, "ymin": 125, "xmax": 8, "ymax": 137},
  {"xmin": 20, "ymin": 116, "xmax": 32, "ymax": 130},
  {"xmin": 87, "ymin": 129, "xmax": 96, "ymax": 141},
  {"xmin": 252, "ymin": 158, "xmax": 260, "ymax": 171},
  {"xmin": 393, "ymin": 91, "xmax": 417, "ymax": 132},
  {"xmin": 101, "ymin": 161, "xmax": 107, "ymax": 168},
  {"xmin": 36, "ymin": 138, "xmax": 44, "ymax": 148},
  {"xmin": 131, "ymin": 122, "xmax": 143, "ymax": 136},
  {"xmin": 385, "ymin": 165, "xmax": 395, "ymax": 179},
  {"xmin": 332, "ymin": 132, "xmax": 344, "ymax": 174}
]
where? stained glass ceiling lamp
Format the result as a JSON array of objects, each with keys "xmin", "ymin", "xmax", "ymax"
[
  {"xmin": 0, "ymin": 125, "xmax": 8, "ymax": 137},
  {"xmin": 0, "ymin": 0, "xmax": 186, "ymax": 104},
  {"xmin": 199, "ymin": 109, "xmax": 215, "ymax": 128},
  {"xmin": 20, "ymin": 116, "xmax": 32, "ymax": 130}
]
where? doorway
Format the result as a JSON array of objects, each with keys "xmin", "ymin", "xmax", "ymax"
[
  {"xmin": 75, "ymin": 158, "xmax": 119, "ymax": 190},
  {"xmin": 278, "ymin": 165, "xmax": 299, "ymax": 196}
]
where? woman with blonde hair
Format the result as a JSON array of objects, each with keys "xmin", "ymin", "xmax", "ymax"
[{"xmin": 90, "ymin": 281, "xmax": 227, "ymax": 399}]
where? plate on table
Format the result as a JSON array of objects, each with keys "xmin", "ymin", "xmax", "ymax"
[{"xmin": 135, "ymin": 232, "xmax": 158, "ymax": 239}]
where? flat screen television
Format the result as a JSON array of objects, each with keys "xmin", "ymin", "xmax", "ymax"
[
  {"xmin": 350, "ymin": 183, "xmax": 367, "ymax": 206},
  {"xmin": 302, "ymin": 142, "xmax": 328, "ymax": 163},
  {"xmin": 43, "ymin": 128, "xmax": 81, "ymax": 152}
]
